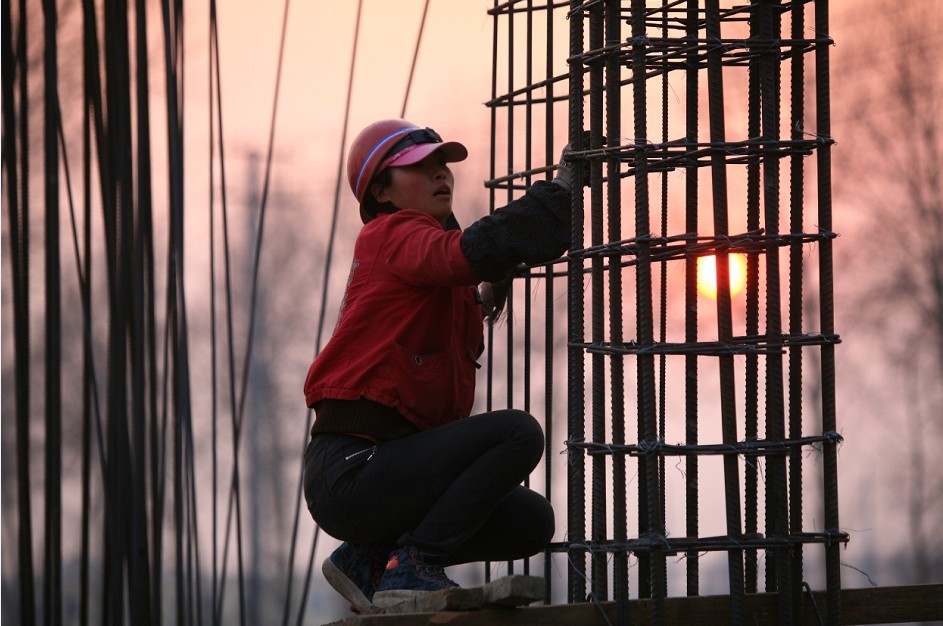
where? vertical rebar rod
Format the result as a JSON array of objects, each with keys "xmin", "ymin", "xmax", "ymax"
[
  {"xmin": 683, "ymin": 0, "xmax": 700, "ymax": 599},
  {"xmin": 657, "ymin": 1, "xmax": 670, "ymax": 601},
  {"xmin": 487, "ymin": 0, "xmax": 498, "ymax": 422},
  {"xmin": 588, "ymin": 0, "xmax": 608, "ymax": 603},
  {"xmin": 743, "ymin": 0, "xmax": 762, "ymax": 596},
  {"xmin": 788, "ymin": 1, "xmax": 807, "ymax": 619},
  {"xmin": 705, "ymin": 2, "xmax": 745, "ymax": 622},
  {"xmin": 757, "ymin": 3, "xmax": 792, "ymax": 621},
  {"xmin": 522, "ymin": 0, "xmax": 535, "ymax": 579},
  {"xmin": 814, "ymin": 1, "xmax": 842, "ymax": 623},
  {"xmin": 504, "ymin": 0, "xmax": 517, "ymax": 578},
  {"xmin": 567, "ymin": 0, "xmax": 587, "ymax": 604},
  {"xmin": 605, "ymin": 0, "xmax": 628, "ymax": 619},
  {"xmin": 630, "ymin": 2, "xmax": 664, "ymax": 616},
  {"xmin": 543, "ymin": 0, "xmax": 556, "ymax": 602}
]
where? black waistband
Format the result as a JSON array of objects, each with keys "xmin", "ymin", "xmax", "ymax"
[{"xmin": 311, "ymin": 398, "xmax": 419, "ymax": 442}]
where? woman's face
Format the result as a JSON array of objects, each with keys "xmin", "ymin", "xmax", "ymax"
[{"xmin": 371, "ymin": 152, "xmax": 454, "ymax": 224}]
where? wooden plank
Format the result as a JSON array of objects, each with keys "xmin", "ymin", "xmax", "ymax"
[
  {"xmin": 327, "ymin": 584, "xmax": 943, "ymax": 625},
  {"xmin": 838, "ymin": 584, "xmax": 943, "ymax": 624}
]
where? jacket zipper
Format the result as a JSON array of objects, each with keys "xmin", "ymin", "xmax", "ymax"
[{"xmin": 345, "ymin": 445, "xmax": 378, "ymax": 462}]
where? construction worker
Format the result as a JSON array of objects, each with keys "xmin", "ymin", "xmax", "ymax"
[{"xmin": 302, "ymin": 119, "xmax": 575, "ymax": 613}]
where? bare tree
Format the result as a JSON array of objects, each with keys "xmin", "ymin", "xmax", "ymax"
[{"xmin": 833, "ymin": 0, "xmax": 943, "ymax": 584}]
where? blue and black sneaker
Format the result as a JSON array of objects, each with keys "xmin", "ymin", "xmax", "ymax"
[
  {"xmin": 321, "ymin": 542, "xmax": 388, "ymax": 614},
  {"xmin": 372, "ymin": 545, "xmax": 458, "ymax": 604}
]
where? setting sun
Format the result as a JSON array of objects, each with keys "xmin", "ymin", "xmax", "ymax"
[{"xmin": 696, "ymin": 253, "xmax": 748, "ymax": 300}]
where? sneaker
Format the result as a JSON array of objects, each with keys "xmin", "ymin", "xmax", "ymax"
[
  {"xmin": 374, "ymin": 546, "xmax": 458, "ymax": 596},
  {"xmin": 321, "ymin": 542, "xmax": 387, "ymax": 614}
]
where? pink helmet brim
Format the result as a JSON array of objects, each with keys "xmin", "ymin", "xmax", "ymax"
[{"xmin": 379, "ymin": 140, "xmax": 468, "ymax": 171}]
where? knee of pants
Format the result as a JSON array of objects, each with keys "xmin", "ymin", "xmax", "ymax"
[
  {"xmin": 500, "ymin": 409, "xmax": 545, "ymax": 462},
  {"xmin": 534, "ymin": 496, "xmax": 556, "ymax": 547}
]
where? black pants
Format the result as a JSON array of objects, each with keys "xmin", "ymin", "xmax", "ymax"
[{"xmin": 303, "ymin": 409, "xmax": 554, "ymax": 565}]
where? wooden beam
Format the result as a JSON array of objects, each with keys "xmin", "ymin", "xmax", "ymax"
[{"xmin": 326, "ymin": 584, "xmax": 943, "ymax": 625}]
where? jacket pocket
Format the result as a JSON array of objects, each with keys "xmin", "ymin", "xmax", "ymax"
[{"xmin": 386, "ymin": 342, "xmax": 456, "ymax": 425}]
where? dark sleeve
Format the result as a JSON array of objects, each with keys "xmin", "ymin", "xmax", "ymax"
[{"xmin": 459, "ymin": 180, "xmax": 571, "ymax": 282}]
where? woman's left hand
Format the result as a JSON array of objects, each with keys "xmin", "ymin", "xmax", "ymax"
[{"xmin": 480, "ymin": 265, "xmax": 523, "ymax": 322}]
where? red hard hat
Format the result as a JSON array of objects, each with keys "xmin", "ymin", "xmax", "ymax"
[{"xmin": 347, "ymin": 119, "xmax": 468, "ymax": 223}]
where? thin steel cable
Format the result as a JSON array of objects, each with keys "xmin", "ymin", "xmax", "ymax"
[
  {"xmin": 133, "ymin": 0, "xmax": 158, "ymax": 618},
  {"xmin": 42, "ymin": 0, "xmax": 63, "ymax": 621},
  {"xmin": 102, "ymin": 0, "xmax": 136, "ymax": 619},
  {"xmin": 234, "ymin": 0, "xmax": 291, "ymax": 439},
  {"xmin": 134, "ymin": 0, "xmax": 164, "ymax": 619},
  {"xmin": 158, "ymin": 0, "xmax": 203, "ymax": 621},
  {"xmin": 290, "ymin": 3, "xmax": 364, "ymax": 620},
  {"xmin": 56, "ymin": 107, "xmax": 108, "ymax": 483},
  {"xmin": 705, "ymin": 1, "xmax": 745, "ymax": 622},
  {"xmin": 6, "ymin": 0, "xmax": 36, "ymax": 617},
  {"xmin": 293, "ymin": 526, "xmax": 321, "ymax": 626},
  {"xmin": 207, "ymin": 1, "xmax": 223, "ymax": 619},
  {"xmin": 400, "ymin": 0, "xmax": 431, "ymax": 118},
  {"xmin": 79, "ymin": 7, "xmax": 95, "ymax": 621},
  {"xmin": 210, "ymin": 0, "xmax": 244, "ymax": 618},
  {"xmin": 216, "ymin": 0, "xmax": 294, "ymax": 620}
]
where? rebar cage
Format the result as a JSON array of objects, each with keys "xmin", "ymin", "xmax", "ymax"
[{"xmin": 484, "ymin": 1, "xmax": 845, "ymax": 623}]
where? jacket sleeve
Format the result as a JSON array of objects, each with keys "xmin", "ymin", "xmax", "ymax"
[
  {"xmin": 459, "ymin": 180, "xmax": 571, "ymax": 282},
  {"xmin": 383, "ymin": 213, "xmax": 482, "ymax": 287}
]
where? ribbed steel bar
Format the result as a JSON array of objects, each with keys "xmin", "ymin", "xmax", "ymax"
[
  {"xmin": 605, "ymin": 0, "xmax": 629, "ymax": 620},
  {"xmin": 787, "ymin": 0, "xmax": 807, "ymax": 619},
  {"xmin": 683, "ymin": 0, "xmax": 700, "ymax": 598},
  {"xmin": 504, "ymin": 0, "xmax": 517, "ymax": 577},
  {"xmin": 814, "ymin": 0, "xmax": 842, "ymax": 623},
  {"xmin": 551, "ymin": 528, "xmax": 848, "ymax": 555},
  {"xmin": 743, "ymin": 0, "xmax": 761, "ymax": 596},
  {"xmin": 521, "ymin": 0, "xmax": 535, "ymax": 580},
  {"xmin": 567, "ymin": 0, "xmax": 587, "ymax": 604},
  {"xmin": 705, "ymin": 1, "xmax": 745, "ymax": 623},
  {"xmin": 487, "ymin": 0, "xmax": 499, "ymax": 423},
  {"xmin": 588, "ymin": 0, "xmax": 609, "ymax": 604},
  {"xmin": 656, "ymin": 2, "xmax": 670, "ymax": 605},
  {"xmin": 630, "ymin": 1, "xmax": 665, "ymax": 617},
  {"xmin": 757, "ymin": 4, "xmax": 791, "ymax": 621},
  {"xmin": 543, "ymin": 0, "xmax": 556, "ymax": 603}
]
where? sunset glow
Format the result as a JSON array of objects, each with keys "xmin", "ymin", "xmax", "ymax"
[{"xmin": 696, "ymin": 253, "xmax": 748, "ymax": 300}]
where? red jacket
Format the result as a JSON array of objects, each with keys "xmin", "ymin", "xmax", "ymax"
[{"xmin": 304, "ymin": 209, "xmax": 484, "ymax": 431}]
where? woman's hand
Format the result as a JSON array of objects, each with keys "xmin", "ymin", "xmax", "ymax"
[{"xmin": 480, "ymin": 264, "xmax": 524, "ymax": 322}]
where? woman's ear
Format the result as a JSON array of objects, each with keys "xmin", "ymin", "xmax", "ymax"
[{"xmin": 371, "ymin": 181, "xmax": 390, "ymax": 204}]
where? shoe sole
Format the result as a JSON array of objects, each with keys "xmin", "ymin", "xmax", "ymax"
[{"xmin": 322, "ymin": 557, "xmax": 379, "ymax": 615}]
